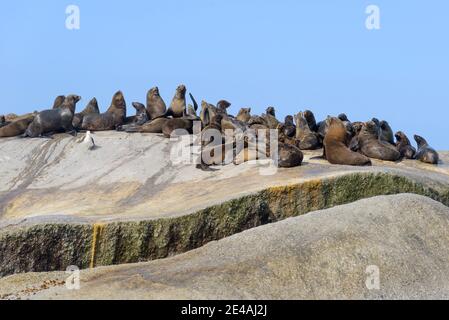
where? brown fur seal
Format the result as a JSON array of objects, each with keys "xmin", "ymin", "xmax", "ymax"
[
  {"xmin": 317, "ymin": 116, "xmax": 331, "ymax": 139},
  {"xmin": 167, "ymin": 85, "xmax": 187, "ymax": 118},
  {"xmin": 0, "ymin": 114, "xmax": 36, "ymax": 138},
  {"xmin": 51, "ymin": 95, "xmax": 66, "ymax": 109},
  {"xmin": 357, "ymin": 120, "xmax": 401, "ymax": 161},
  {"xmin": 236, "ymin": 108, "xmax": 251, "ymax": 122},
  {"xmin": 200, "ymin": 101, "xmax": 226, "ymax": 127},
  {"xmin": 81, "ymin": 91, "xmax": 126, "ymax": 131},
  {"xmin": 283, "ymin": 115, "xmax": 296, "ymax": 138},
  {"xmin": 304, "ymin": 110, "xmax": 318, "ymax": 132},
  {"xmin": 162, "ymin": 118, "xmax": 193, "ymax": 138},
  {"xmin": 116, "ymin": 102, "xmax": 149, "ymax": 131},
  {"xmin": 414, "ymin": 135, "xmax": 439, "ymax": 164},
  {"xmin": 72, "ymin": 98, "xmax": 100, "ymax": 129},
  {"xmin": 379, "ymin": 120, "xmax": 394, "ymax": 145},
  {"xmin": 24, "ymin": 95, "xmax": 81, "ymax": 137},
  {"xmin": 395, "ymin": 131, "xmax": 416, "ymax": 159},
  {"xmin": 217, "ymin": 100, "xmax": 231, "ymax": 113},
  {"xmin": 295, "ymin": 112, "xmax": 320, "ymax": 150},
  {"xmin": 263, "ymin": 107, "xmax": 280, "ymax": 129},
  {"xmin": 202, "ymin": 114, "xmax": 223, "ymax": 147},
  {"xmin": 324, "ymin": 118, "xmax": 371, "ymax": 166},
  {"xmin": 120, "ymin": 117, "xmax": 168, "ymax": 133},
  {"xmin": 146, "ymin": 87, "xmax": 167, "ymax": 120}
]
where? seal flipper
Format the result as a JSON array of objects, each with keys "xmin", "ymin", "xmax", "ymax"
[{"xmin": 189, "ymin": 93, "xmax": 199, "ymax": 113}]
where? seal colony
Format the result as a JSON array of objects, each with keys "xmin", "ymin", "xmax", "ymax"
[{"xmin": 0, "ymin": 85, "xmax": 440, "ymax": 168}]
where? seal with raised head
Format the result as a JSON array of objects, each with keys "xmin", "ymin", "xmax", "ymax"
[
  {"xmin": 357, "ymin": 120, "xmax": 401, "ymax": 161},
  {"xmin": 414, "ymin": 135, "xmax": 439, "ymax": 164},
  {"xmin": 81, "ymin": 91, "xmax": 126, "ymax": 131},
  {"xmin": 167, "ymin": 85, "xmax": 187, "ymax": 118},
  {"xmin": 394, "ymin": 131, "xmax": 416, "ymax": 159},
  {"xmin": 324, "ymin": 117, "xmax": 371, "ymax": 166},
  {"xmin": 217, "ymin": 100, "xmax": 231, "ymax": 113},
  {"xmin": 236, "ymin": 108, "xmax": 251, "ymax": 123},
  {"xmin": 263, "ymin": 107, "xmax": 280, "ymax": 129},
  {"xmin": 304, "ymin": 110, "xmax": 318, "ymax": 132},
  {"xmin": 24, "ymin": 95, "xmax": 81, "ymax": 138},
  {"xmin": 282, "ymin": 115, "xmax": 296, "ymax": 138},
  {"xmin": 379, "ymin": 120, "xmax": 394, "ymax": 145},
  {"xmin": 295, "ymin": 112, "xmax": 320, "ymax": 150},
  {"xmin": 0, "ymin": 114, "xmax": 37, "ymax": 138},
  {"xmin": 72, "ymin": 98, "xmax": 100, "ymax": 129},
  {"xmin": 162, "ymin": 118, "xmax": 193, "ymax": 138},
  {"xmin": 146, "ymin": 87, "xmax": 167, "ymax": 120}
]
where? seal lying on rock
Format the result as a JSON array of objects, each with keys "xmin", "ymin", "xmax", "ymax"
[
  {"xmin": 414, "ymin": 135, "xmax": 439, "ymax": 164},
  {"xmin": 324, "ymin": 118, "xmax": 371, "ymax": 166},
  {"xmin": 81, "ymin": 91, "xmax": 126, "ymax": 131},
  {"xmin": 167, "ymin": 85, "xmax": 187, "ymax": 118},
  {"xmin": 146, "ymin": 87, "xmax": 167, "ymax": 120},
  {"xmin": 395, "ymin": 131, "xmax": 416, "ymax": 159},
  {"xmin": 24, "ymin": 95, "xmax": 81, "ymax": 138},
  {"xmin": 357, "ymin": 120, "xmax": 401, "ymax": 161},
  {"xmin": 0, "ymin": 114, "xmax": 37, "ymax": 137},
  {"xmin": 116, "ymin": 102, "xmax": 149, "ymax": 131},
  {"xmin": 162, "ymin": 118, "xmax": 194, "ymax": 138},
  {"xmin": 72, "ymin": 98, "xmax": 100, "ymax": 129},
  {"xmin": 295, "ymin": 112, "xmax": 320, "ymax": 150}
]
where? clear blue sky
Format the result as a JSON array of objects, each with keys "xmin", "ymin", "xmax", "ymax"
[{"xmin": 1, "ymin": 1, "xmax": 448, "ymax": 149}]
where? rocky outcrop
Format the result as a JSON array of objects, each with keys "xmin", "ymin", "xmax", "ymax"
[
  {"xmin": 2, "ymin": 194, "xmax": 449, "ymax": 300},
  {"xmin": 0, "ymin": 133, "xmax": 448, "ymax": 278}
]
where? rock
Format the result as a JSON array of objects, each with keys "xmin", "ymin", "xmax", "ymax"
[
  {"xmin": 2, "ymin": 194, "xmax": 449, "ymax": 300},
  {"xmin": 0, "ymin": 132, "xmax": 448, "ymax": 277}
]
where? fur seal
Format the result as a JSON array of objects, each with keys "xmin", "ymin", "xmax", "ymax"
[
  {"xmin": 283, "ymin": 115, "xmax": 296, "ymax": 138},
  {"xmin": 120, "ymin": 117, "xmax": 169, "ymax": 133},
  {"xmin": 72, "ymin": 98, "xmax": 100, "ymax": 129},
  {"xmin": 395, "ymin": 131, "xmax": 416, "ymax": 159},
  {"xmin": 167, "ymin": 85, "xmax": 187, "ymax": 118},
  {"xmin": 217, "ymin": 100, "xmax": 231, "ymax": 113},
  {"xmin": 379, "ymin": 120, "xmax": 394, "ymax": 145},
  {"xmin": 236, "ymin": 108, "xmax": 251, "ymax": 123},
  {"xmin": 304, "ymin": 110, "xmax": 318, "ymax": 132},
  {"xmin": 357, "ymin": 120, "xmax": 401, "ymax": 161},
  {"xmin": 0, "ymin": 115, "xmax": 6, "ymax": 128},
  {"xmin": 81, "ymin": 91, "xmax": 126, "ymax": 131},
  {"xmin": 324, "ymin": 118, "xmax": 371, "ymax": 166},
  {"xmin": 24, "ymin": 95, "xmax": 81, "ymax": 137},
  {"xmin": 414, "ymin": 135, "xmax": 439, "ymax": 164},
  {"xmin": 146, "ymin": 87, "xmax": 167, "ymax": 120},
  {"xmin": 51, "ymin": 95, "xmax": 66, "ymax": 109},
  {"xmin": 317, "ymin": 116, "xmax": 332, "ymax": 140},
  {"xmin": 263, "ymin": 107, "xmax": 280, "ymax": 129},
  {"xmin": 295, "ymin": 112, "xmax": 320, "ymax": 150},
  {"xmin": 162, "ymin": 118, "xmax": 193, "ymax": 138},
  {"xmin": 116, "ymin": 102, "xmax": 149, "ymax": 131},
  {"xmin": 131, "ymin": 102, "xmax": 149, "ymax": 125},
  {"xmin": 0, "ymin": 114, "xmax": 36, "ymax": 138}
]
